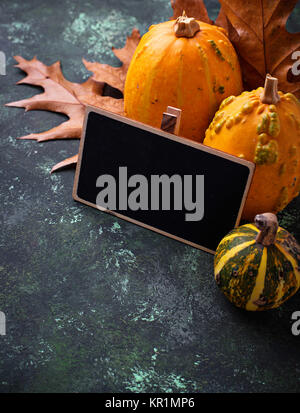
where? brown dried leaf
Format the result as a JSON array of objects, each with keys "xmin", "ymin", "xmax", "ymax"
[
  {"xmin": 6, "ymin": 56, "xmax": 88, "ymax": 142},
  {"xmin": 214, "ymin": 7, "xmax": 230, "ymax": 32},
  {"xmin": 170, "ymin": 0, "xmax": 212, "ymax": 23},
  {"xmin": 83, "ymin": 28, "xmax": 141, "ymax": 93},
  {"xmin": 51, "ymin": 154, "xmax": 78, "ymax": 173},
  {"xmin": 6, "ymin": 28, "xmax": 141, "ymax": 171},
  {"xmin": 218, "ymin": 0, "xmax": 300, "ymax": 97},
  {"xmin": 5, "ymin": 56, "xmax": 123, "ymax": 142}
]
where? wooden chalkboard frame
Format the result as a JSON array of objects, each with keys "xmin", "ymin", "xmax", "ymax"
[{"xmin": 73, "ymin": 106, "xmax": 255, "ymax": 254}]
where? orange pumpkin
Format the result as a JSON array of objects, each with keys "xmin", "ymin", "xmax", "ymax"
[
  {"xmin": 204, "ymin": 75, "xmax": 300, "ymax": 221},
  {"xmin": 124, "ymin": 12, "xmax": 243, "ymax": 142}
]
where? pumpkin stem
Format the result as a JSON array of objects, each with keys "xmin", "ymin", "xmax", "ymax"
[
  {"xmin": 260, "ymin": 74, "xmax": 281, "ymax": 105},
  {"xmin": 174, "ymin": 11, "xmax": 200, "ymax": 38},
  {"xmin": 255, "ymin": 213, "xmax": 279, "ymax": 247}
]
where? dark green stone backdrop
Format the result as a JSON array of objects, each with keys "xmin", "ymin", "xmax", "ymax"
[{"xmin": 0, "ymin": 0, "xmax": 300, "ymax": 393}]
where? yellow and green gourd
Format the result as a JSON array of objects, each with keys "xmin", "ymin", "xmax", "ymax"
[
  {"xmin": 204, "ymin": 74, "xmax": 300, "ymax": 221},
  {"xmin": 214, "ymin": 213, "xmax": 300, "ymax": 311}
]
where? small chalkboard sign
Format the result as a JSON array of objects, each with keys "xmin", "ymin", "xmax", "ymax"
[{"xmin": 73, "ymin": 106, "xmax": 255, "ymax": 254}]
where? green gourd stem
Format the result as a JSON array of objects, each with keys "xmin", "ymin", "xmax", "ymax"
[
  {"xmin": 255, "ymin": 213, "xmax": 279, "ymax": 247},
  {"xmin": 174, "ymin": 11, "xmax": 200, "ymax": 38},
  {"xmin": 260, "ymin": 74, "xmax": 281, "ymax": 105}
]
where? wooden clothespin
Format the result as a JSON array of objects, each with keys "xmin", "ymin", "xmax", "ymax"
[{"xmin": 161, "ymin": 106, "xmax": 182, "ymax": 135}]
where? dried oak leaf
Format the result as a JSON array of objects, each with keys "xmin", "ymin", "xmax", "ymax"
[
  {"xmin": 218, "ymin": 0, "xmax": 300, "ymax": 97},
  {"xmin": 83, "ymin": 28, "xmax": 141, "ymax": 94},
  {"xmin": 50, "ymin": 154, "xmax": 79, "ymax": 173},
  {"xmin": 170, "ymin": 0, "xmax": 212, "ymax": 23},
  {"xmin": 6, "ymin": 28, "xmax": 141, "ymax": 172}
]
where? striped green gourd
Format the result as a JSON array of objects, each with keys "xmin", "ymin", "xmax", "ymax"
[{"xmin": 214, "ymin": 213, "xmax": 300, "ymax": 311}]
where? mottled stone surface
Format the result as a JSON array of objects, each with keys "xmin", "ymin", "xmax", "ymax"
[{"xmin": 0, "ymin": 0, "xmax": 300, "ymax": 393}]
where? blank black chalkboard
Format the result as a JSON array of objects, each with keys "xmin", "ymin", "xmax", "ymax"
[{"xmin": 73, "ymin": 107, "xmax": 255, "ymax": 254}]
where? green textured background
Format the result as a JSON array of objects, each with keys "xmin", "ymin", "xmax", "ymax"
[{"xmin": 1, "ymin": 0, "xmax": 300, "ymax": 393}]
